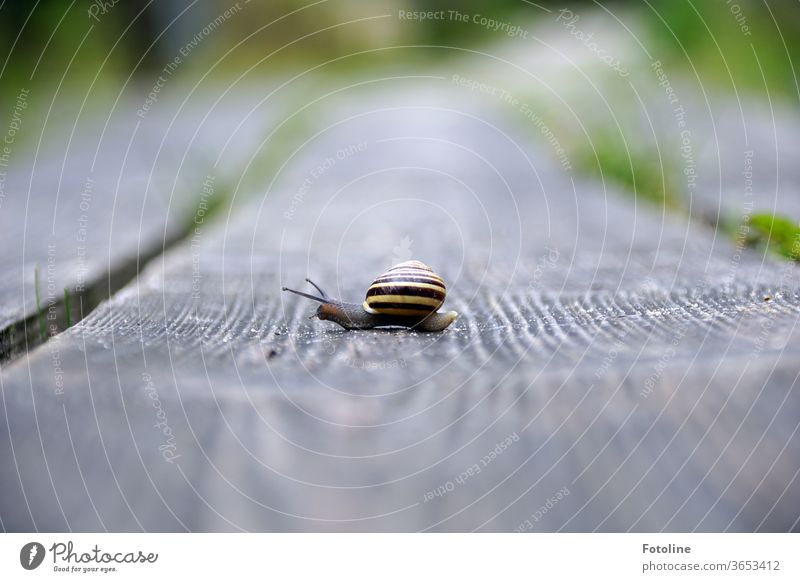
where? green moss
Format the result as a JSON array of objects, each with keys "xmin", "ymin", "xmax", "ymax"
[{"xmin": 746, "ymin": 213, "xmax": 800, "ymax": 261}]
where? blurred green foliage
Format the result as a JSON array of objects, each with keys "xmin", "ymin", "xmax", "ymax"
[
  {"xmin": 1, "ymin": 0, "xmax": 131, "ymax": 90},
  {"xmin": 4, "ymin": 1, "xmax": 796, "ymax": 99},
  {"xmin": 2, "ymin": 0, "xmax": 798, "ymax": 257},
  {"xmin": 643, "ymin": 0, "xmax": 800, "ymax": 99},
  {"xmin": 747, "ymin": 213, "xmax": 800, "ymax": 261},
  {"xmin": 576, "ymin": 129, "xmax": 683, "ymax": 212},
  {"xmin": 6, "ymin": 1, "xmax": 795, "ymax": 105}
]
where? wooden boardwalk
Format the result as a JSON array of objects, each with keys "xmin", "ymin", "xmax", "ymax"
[{"xmin": 1, "ymin": 81, "xmax": 798, "ymax": 532}]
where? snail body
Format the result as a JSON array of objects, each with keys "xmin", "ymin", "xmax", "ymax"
[{"xmin": 282, "ymin": 260, "xmax": 458, "ymax": 332}]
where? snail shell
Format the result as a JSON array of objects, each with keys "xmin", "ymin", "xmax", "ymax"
[{"xmin": 363, "ymin": 260, "xmax": 446, "ymax": 317}]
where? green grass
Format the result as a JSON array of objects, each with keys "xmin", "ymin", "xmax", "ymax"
[
  {"xmin": 564, "ymin": 3, "xmax": 800, "ymax": 259},
  {"xmin": 745, "ymin": 213, "xmax": 800, "ymax": 261},
  {"xmin": 643, "ymin": 0, "xmax": 800, "ymax": 99}
]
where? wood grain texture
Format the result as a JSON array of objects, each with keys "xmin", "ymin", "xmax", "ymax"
[
  {"xmin": 0, "ymin": 90, "xmax": 278, "ymax": 361},
  {"xmin": 1, "ymin": 83, "xmax": 799, "ymax": 532}
]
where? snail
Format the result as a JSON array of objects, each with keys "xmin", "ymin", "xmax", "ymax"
[{"xmin": 282, "ymin": 260, "xmax": 458, "ymax": 332}]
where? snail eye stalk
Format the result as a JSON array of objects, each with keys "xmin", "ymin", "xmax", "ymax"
[
  {"xmin": 281, "ymin": 287, "xmax": 329, "ymax": 304},
  {"xmin": 304, "ymin": 278, "xmax": 329, "ymax": 299}
]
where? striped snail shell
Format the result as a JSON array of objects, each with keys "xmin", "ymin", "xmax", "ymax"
[{"xmin": 363, "ymin": 260, "xmax": 446, "ymax": 317}]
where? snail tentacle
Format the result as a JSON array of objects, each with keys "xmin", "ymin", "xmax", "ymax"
[
  {"xmin": 281, "ymin": 286, "xmax": 329, "ymax": 304},
  {"xmin": 304, "ymin": 278, "xmax": 329, "ymax": 299}
]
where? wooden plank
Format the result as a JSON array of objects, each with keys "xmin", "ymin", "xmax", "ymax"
[
  {"xmin": 0, "ymin": 89, "xmax": 279, "ymax": 361},
  {"xmin": 1, "ymin": 83, "xmax": 799, "ymax": 532}
]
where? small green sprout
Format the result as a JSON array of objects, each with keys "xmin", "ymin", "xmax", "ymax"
[{"xmin": 747, "ymin": 213, "xmax": 800, "ymax": 261}]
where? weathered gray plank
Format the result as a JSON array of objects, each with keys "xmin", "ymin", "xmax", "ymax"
[
  {"xmin": 1, "ymin": 82, "xmax": 799, "ymax": 532},
  {"xmin": 0, "ymin": 89, "xmax": 278, "ymax": 360}
]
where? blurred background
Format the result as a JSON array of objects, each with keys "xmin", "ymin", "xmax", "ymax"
[{"xmin": 2, "ymin": 0, "xmax": 799, "ymax": 253}]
